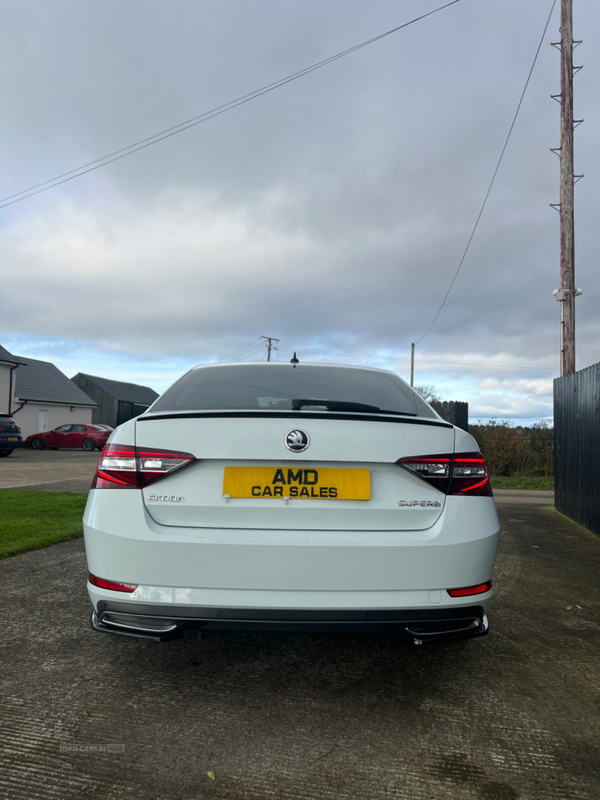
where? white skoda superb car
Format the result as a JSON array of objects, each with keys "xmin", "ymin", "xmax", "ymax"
[{"xmin": 84, "ymin": 362, "xmax": 499, "ymax": 643}]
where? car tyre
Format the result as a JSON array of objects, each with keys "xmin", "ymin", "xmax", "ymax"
[
  {"xmin": 0, "ymin": 449, "xmax": 12, "ymax": 457},
  {"xmin": 82, "ymin": 438, "xmax": 96, "ymax": 451},
  {"xmin": 31, "ymin": 437, "xmax": 45, "ymax": 450}
]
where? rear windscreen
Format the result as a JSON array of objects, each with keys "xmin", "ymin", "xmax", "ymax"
[{"xmin": 150, "ymin": 365, "xmax": 435, "ymax": 417}]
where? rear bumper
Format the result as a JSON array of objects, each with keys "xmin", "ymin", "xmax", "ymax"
[
  {"xmin": 91, "ymin": 602, "xmax": 489, "ymax": 642},
  {"xmin": 84, "ymin": 493, "xmax": 500, "ymax": 593},
  {"xmin": 0, "ymin": 439, "xmax": 23, "ymax": 449}
]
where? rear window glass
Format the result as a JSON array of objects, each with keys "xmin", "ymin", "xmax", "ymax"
[
  {"xmin": 150, "ymin": 365, "xmax": 435, "ymax": 417},
  {"xmin": 0, "ymin": 416, "xmax": 15, "ymax": 424}
]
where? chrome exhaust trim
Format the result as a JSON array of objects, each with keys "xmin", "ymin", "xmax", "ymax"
[
  {"xmin": 409, "ymin": 614, "xmax": 489, "ymax": 644},
  {"xmin": 91, "ymin": 610, "xmax": 182, "ymax": 641}
]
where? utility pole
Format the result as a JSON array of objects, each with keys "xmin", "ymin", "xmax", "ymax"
[
  {"xmin": 410, "ymin": 343, "xmax": 415, "ymax": 387},
  {"xmin": 260, "ymin": 336, "xmax": 279, "ymax": 361},
  {"xmin": 552, "ymin": 0, "xmax": 583, "ymax": 376}
]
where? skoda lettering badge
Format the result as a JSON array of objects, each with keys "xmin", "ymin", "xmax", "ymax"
[{"xmin": 285, "ymin": 429, "xmax": 310, "ymax": 453}]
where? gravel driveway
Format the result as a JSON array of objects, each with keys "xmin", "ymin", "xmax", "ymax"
[{"xmin": 1, "ymin": 496, "xmax": 599, "ymax": 800}]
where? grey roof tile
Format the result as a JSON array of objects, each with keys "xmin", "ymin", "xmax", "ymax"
[
  {"xmin": 15, "ymin": 357, "xmax": 96, "ymax": 406},
  {"xmin": 0, "ymin": 345, "xmax": 26, "ymax": 366}
]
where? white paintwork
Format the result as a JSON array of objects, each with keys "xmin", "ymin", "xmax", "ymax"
[
  {"xmin": 454, "ymin": 426, "xmax": 481, "ymax": 453},
  {"xmin": 141, "ymin": 459, "xmax": 445, "ymax": 531},
  {"xmin": 136, "ymin": 413, "xmax": 452, "ymax": 458},
  {"xmin": 83, "ymin": 364, "xmax": 500, "ymax": 619},
  {"xmin": 84, "ymin": 490, "xmax": 498, "ymax": 603},
  {"xmin": 136, "ymin": 414, "xmax": 453, "ymax": 531},
  {"xmin": 88, "ymin": 583, "xmax": 493, "ymax": 612},
  {"xmin": 0, "ymin": 363, "xmax": 17, "ymax": 415}
]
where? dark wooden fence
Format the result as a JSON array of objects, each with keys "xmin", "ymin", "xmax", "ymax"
[
  {"xmin": 431, "ymin": 401, "xmax": 469, "ymax": 432},
  {"xmin": 554, "ymin": 361, "xmax": 600, "ymax": 537}
]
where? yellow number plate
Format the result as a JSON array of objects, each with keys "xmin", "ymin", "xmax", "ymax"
[{"xmin": 223, "ymin": 466, "xmax": 370, "ymax": 500}]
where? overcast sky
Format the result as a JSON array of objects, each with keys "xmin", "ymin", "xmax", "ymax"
[{"xmin": 1, "ymin": 0, "xmax": 598, "ymax": 423}]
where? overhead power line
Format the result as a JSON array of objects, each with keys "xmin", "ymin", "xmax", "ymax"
[
  {"xmin": 223, "ymin": 338, "xmax": 263, "ymax": 361},
  {"xmin": 229, "ymin": 344, "xmax": 266, "ymax": 362},
  {"xmin": 414, "ymin": 0, "xmax": 558, "ymax": 346},
  {"xmin": 0, "ymin": 0, "xmax": 460, "ymax": 211},
  {"xmin": 277, "ymin": 346, "xmax": 558, "ymax": 371}
]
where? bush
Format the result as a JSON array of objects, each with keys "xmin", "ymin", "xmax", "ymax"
[{"xmin": 469, "ymin": 420, "xmax": 554, "ymax": 478}]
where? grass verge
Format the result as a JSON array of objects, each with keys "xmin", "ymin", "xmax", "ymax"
[
  {"xmin": 490, "ymin": 476, "xmax": 554, "ymax": 491},
  {"xmin": 0, "ymin": 489, "xmax": 86, "ymax": 559}
]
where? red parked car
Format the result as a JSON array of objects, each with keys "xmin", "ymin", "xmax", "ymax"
[{"xmin": 26, "ymin": 424, "xmax": 112, "ymax": 451}]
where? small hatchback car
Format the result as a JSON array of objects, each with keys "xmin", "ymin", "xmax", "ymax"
[
  {"xmin": 84, "ymin": 362, "xmax": 499, "ymax": 643},
  {"xmin": 0, "ymin": 414, "xmax": 23, "ymax": 456}
]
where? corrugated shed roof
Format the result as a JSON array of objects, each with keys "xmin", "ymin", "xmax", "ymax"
[
  {"xmin": 15, "ymin": 357, "xmax": 96, "ymax": 406},
  {"xmin": 0, "ymin": 345, "xmax": 26, "ymax": 366},
  {"xmin": 73, "ymin": 373, "xmax": 158, "ymax": 405}
]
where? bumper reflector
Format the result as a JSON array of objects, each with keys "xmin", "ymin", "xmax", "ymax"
[
  {"xmin": 447, "ymin": 580, "xmax": 492, "ymax": 597},
  {"xmin": 89, "ymin": 573, "xmax": 137, "ymax": 593}
]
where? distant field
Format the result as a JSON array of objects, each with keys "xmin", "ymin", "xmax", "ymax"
[
  {"xmin": 490, "ymin": 476, "xmax": 554, "ymax": 491},
  {"xmin": 0, "ymin": 490, "xmax": 86, "ymax": 558}
]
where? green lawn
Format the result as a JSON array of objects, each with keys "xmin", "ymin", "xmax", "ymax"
[
  {"xmin": 490, "ymin": 476, "xmax": 554, "ymax": 491},
  {"xmin": 0, "ymin": 490, "xmax": 86, "ymax": 559}
]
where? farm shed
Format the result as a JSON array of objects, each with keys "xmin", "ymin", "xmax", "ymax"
[{"xmin": 71, "ymin": 373, "xmax": 159, "ymax": 428}]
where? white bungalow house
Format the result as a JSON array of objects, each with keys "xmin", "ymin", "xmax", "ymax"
[{"xmin": 0, "ymin": 345, "xmax": 96, "ymax": 438}]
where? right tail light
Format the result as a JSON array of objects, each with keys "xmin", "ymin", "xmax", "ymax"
[
  {"xmin": 447, "ymin": 580, "xmax": 492, "ymax": 597},
  {"xmin": 396, "ymin": 452, "xmax": 492, "ymax": 496}
]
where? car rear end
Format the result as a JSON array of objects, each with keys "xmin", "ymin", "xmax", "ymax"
[
  {"xmin": 83, "ymin": 363, "xmax": 499, "ymax": 643},
  {"xmin": 90, "ymin": 425, "xmax": 112, "ymax": 449},
  {"xmin": 0, "ymin": 415, "xmax": 24, "ymax": 456}
]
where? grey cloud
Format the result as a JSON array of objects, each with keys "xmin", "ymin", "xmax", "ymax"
[{"xmin": 1, "ymin": 0, "xmax": 598, "ymax": 420}]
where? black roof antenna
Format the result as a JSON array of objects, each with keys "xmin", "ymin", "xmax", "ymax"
[{"xmin": 290, "ymin": 352, "xmax": 299, "ymax": 367}]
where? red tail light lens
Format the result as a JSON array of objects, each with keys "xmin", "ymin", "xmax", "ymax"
[
  {"xmin": 88, "ymin": 573, "xmax": 137, "ymax": 593},
  {"xmin": 447, "ymin": 580, "xmax": 492, "ymax": 597},
  {"xmin": 396, "ymin": 452, "xmax": 492, "ymax": 496},
  {"xmin": 92, "ymin": 444, "xmax": 196, "ymax": 489}
]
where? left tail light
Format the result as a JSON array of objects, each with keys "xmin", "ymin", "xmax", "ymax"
[
  {"xmin": 396, "ymin": 452, "xmax": 492, "ymax": 496},
  {"xmin": 92, "ymin": 444, "xmax": 196, "ymax": 489}
]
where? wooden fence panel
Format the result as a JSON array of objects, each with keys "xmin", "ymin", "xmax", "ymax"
[{"xmin": 430, "ymin": 401, "xmax": 469, "ymax": 432}]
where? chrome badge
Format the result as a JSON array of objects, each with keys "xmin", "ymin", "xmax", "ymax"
[
  {"xmin": 285, "ymin": 429, "xmax": 310, "ymax": 453},
  {"xmin": 147, "ymin": 494, "xmax": 185, "ymax": 503},
  {"xmin": 398, "ymin": 500, "xmax": 441, "ymax": 507}
]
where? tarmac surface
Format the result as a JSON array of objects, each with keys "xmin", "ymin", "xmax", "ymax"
[
  {"xmin": 0, "ymin": 447, "xmax": 98, "ymax": 493},
  {"xmin": 1, "ymin": 478, "xmax": 599, "ymax": 799}
]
